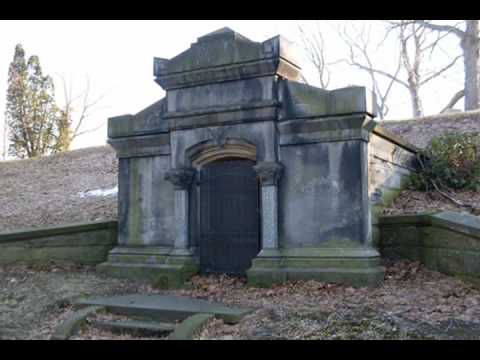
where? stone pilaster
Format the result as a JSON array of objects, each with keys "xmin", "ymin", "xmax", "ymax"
[
  {"xmin": 253, "ymin": 162, "xmax": 283, "ymax": 250},
  {"xmin": 165, "ymin": 168, "xmax": 196, "ymax": 253},
  {"xmin": 253, "ymin": 162, "xmax": 283, "ymax": 186}
]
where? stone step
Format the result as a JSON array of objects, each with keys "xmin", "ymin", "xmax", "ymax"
[
  {"xmin": 90, "ymin": 319, "xmax": 176, "ymax": 337},
  {"xmin": 75, "ymin": 294, "xmax": 252, "ymax": 324}
]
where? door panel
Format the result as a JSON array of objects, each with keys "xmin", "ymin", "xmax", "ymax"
[{"xmin": 200, "ymin": 159, "xmax": 259, "ymax": 275}]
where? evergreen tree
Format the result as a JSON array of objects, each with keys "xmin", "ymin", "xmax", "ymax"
[
  {"xmin": 6, "ymin": 44, "xmax": 29, "ymax": 158},
  {"xmin": 25, "ymin": 55, "xmax": 58, "ymax": 156},
  {"xmin": 5, "ymin": 44, "xmax": 59, "ymax": 158}
]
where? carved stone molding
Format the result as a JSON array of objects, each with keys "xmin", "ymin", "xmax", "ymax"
[
  {"xmin": 205, "ymin": 126, "xmax": 231, "ymax": 148},
  {"xmin": 188, "ymin": 139, "xmax": 257, "ymax": 168},
  {"xmin": 253, "ymin": 162, "xmax": 284, "ymax": 186},
  {"xmin": 164, "ymin": 168, "xmax": 196, "ymax": 190}
]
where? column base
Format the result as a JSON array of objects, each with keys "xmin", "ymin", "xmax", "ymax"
[
  {"xmin": 96, "ymin": 246, "xmax": 199, "ymax": 289},
  {"xmin": 247, "ymin": 248, "xmax": 385, "ymax": 288}
]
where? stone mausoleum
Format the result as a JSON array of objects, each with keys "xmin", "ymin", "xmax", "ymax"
[{"xmin": 98, "ymin": 28, "xmax": 417, "ymax": 287}]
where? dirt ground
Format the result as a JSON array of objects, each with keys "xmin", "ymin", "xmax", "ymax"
[
  {"xmin": 0, "ymin": 264, "xmax": 146, "ymax": 340},
  {"xmin": 383, "ymin": 189, "xmax": 480, "ymax": 216},
  {"xmin": 1, "ymin": 260, "xmax": 480, "ymax": 340}
]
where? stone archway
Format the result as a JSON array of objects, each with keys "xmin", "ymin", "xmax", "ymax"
[
  {"xmin": 187, "ymin": 139, "xmax": 260, "ymax": 275},
  {"xmin": 164, "ymin": 138, "xmax": 283, "ymax": 277},
  {"xmin": 187, "ymin": 139, "xmax": 257, "ymax": 168}
]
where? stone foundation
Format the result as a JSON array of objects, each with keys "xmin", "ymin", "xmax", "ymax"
[
  {"xmin": 97, "ymin": 247, "xmax": 198, "ymax": 289},
  {"xmin": 247, "ymin": 248, "xmax": 384, "ymax": 287}
]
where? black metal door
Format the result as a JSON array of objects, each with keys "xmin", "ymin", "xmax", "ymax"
[{"xmin": 199, "ymin": 159, "xmax": 260, "ymax": 275}]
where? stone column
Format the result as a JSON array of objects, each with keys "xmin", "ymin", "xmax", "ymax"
[
  {"xmin": 253, "ymin": 162, "xmax": 283, "ymax": 250},
  {"xmin": 165, "ymin": 168, "xmax": 196, "ymax": 253}
]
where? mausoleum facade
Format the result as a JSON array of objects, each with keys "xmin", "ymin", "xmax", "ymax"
[{"xmin": 98, "ymin": 28, "xmax": 417, "ymax": 287}]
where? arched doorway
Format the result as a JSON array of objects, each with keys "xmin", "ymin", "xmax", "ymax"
[{"xmin": 199, "ymin": 158, "xmax": 260, "ymax": 275}]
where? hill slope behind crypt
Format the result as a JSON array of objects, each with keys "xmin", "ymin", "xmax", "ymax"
[{"xmin": 0, "ymin": 146, "xmax": 117, "ymax": 231}]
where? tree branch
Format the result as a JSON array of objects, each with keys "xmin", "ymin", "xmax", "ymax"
[
  {"xmin": 414, "ymin": 20, "xmax": 464, "ymax": 38},
  {"xmin": 419, "ymin": 54, "xmax": 462, "ymax": 85},
  {"xmin": 73, "ymin": 121, "xmax": 106, "ymax": 138},
  {"xmin": 440, "ymin": 89, "xmax": 465, "ymax": 113}
]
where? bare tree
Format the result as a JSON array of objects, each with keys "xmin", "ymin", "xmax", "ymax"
[
  {"xmin": 54, "ymin": 75, "xmax": 106, "ymax": 152},
  {"xmin": 335, "ymin": 21, "xmax": 461, "ymax": 118},
  {"xmin": 298, "ymin": 22, "xmax": 331, "ymax": 89},
  {"xmin": 334, "ymin": 23, "xmax": 402, "ymax": 119},
  {"xmin": 411, "ymin": 20, "xmax": 479, "ymax": 111},
  {"xmin": 298, "ymin": 22, "xmax": 398, "ymax": 119}
]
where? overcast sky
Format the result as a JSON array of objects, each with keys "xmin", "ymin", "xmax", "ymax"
[{"xmin": 0, "ymin": 20, "xmax": 465, "ymax": 152}]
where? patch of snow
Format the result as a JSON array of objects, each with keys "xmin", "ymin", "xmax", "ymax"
[{"xmin": 77, "ymin": 186, "xmax": 118, "ymax": 198}]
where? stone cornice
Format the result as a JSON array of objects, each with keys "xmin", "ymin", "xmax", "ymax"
[
  {"xmin": 156, "ymin": 58, "xmax": 298, "ymax": 90},
  {"xmin": 108, "ymin": 133, "xmax": 170, "ymax": 159}
]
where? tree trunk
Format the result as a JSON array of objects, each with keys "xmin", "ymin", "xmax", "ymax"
[
  {"xmin": 462, "ymin": 20, "xmax": 480, "ymax": 110},
  {"xmin": 408, "ymin": 84, "xmax": 424, "ymax": 117},
  {"xmin": 1, "ymin": 119, "xmax": 6, "ymax": 160}
]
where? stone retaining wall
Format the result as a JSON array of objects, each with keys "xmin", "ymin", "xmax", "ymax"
[
  {"xmin": 0, "ymin": 221, "xmax": 117, "ymax": 265},
  {"xmin": 368, "ymin": 127, "xmax": 418, "ymax": 247},
  {"xmin": 378, "ymin": 212, "xmax": 480, "ymax": 287}
]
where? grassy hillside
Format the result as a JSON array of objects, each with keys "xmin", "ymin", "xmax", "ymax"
[
  {"xmin": 0, "ymin": 146, "xmax": 117, "ymax": 231},
  {"xmin": 381, "ymin": 110, "xmax": 480, "ymax": 148}
]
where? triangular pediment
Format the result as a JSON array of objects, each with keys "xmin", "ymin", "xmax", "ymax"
[
  {"xmin": 154, "ymin": 28, "xmax": 302, "ymax": 89},
  {"xmin": 166, "ymin": 28, "xmax": 264, "ymax": 74}
]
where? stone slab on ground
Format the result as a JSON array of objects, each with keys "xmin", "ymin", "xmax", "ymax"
[
  {"xmin": 51, "ymin": 305, "xmax": 105, "ymax": 340},
  {"xmin": 91, "ymin": 319, "xmax": 175, "ymax": 337},
  {"xmin": 169, "ymin": 313, "xmax": 215, "ymax": 340},
  {"xmin": 75, "ymin": 294, "xmax": 252, "ymax": 324}
]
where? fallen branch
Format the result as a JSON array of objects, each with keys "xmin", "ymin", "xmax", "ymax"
[{"xmin": 430, "ymin": 179, "xmax": 471, "ymax": 208}]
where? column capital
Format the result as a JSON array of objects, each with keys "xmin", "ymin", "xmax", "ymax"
[
  {"xmin": 253, "ymin": 162, "xmax": 284, "ymax": 186},
  {"xmin": 165, "ymin": 167, "xmax": 196, "ymax": 190}
]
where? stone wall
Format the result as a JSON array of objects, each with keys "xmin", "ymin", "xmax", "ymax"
[
  {"xmin": 117, "ymin": 156, "xmax": 174, "ymax": 248},
  {"xmin": 377, "ymin": 212, "xmax": 480, "ymax": 288},
  {"xmin": 279, "ymin": 140, "xmax": 365, "ymax": 247},
  {"xmin": 0, "ymin": 221, "xmax": 117, "ymax": 265}
]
